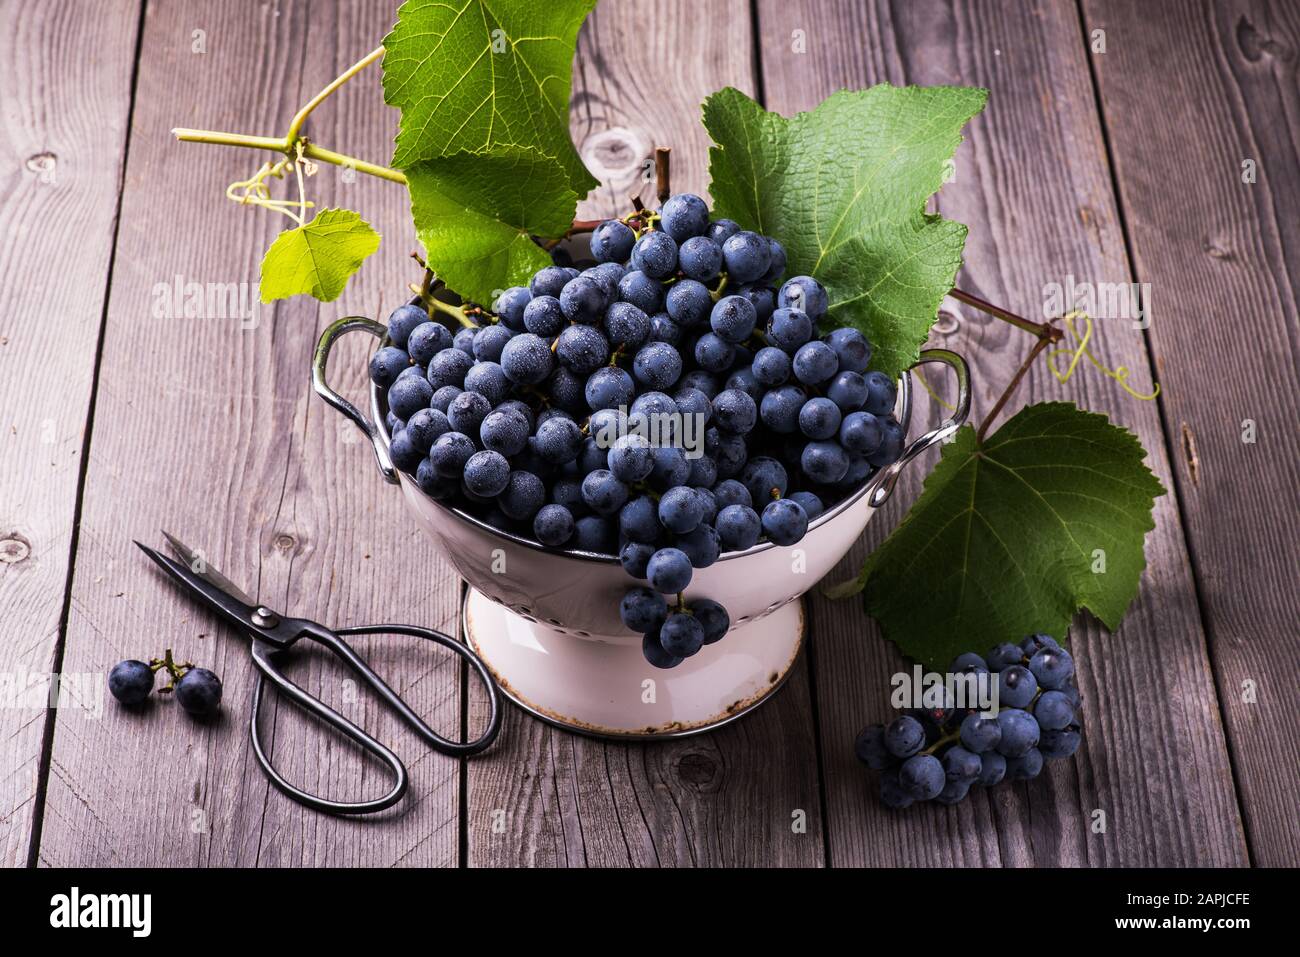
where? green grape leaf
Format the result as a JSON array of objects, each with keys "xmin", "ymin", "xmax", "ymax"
[
  {"xmin": 407, "ymin": 146, "xmax": 577, "ymax": 304},
  {"xmin": 703, "ymin": 85, "xmax": 987, "ymax": 381},
  {"xmin": 381, "ymin": 0, "xmax": 597, "ymax": 197},
  {"xmin": 258, "ymin": 208, "xmax": 381, "ymax": 303},
  {"xmin": 846, "ymin": 402, "xmax": 1164, "ymax": 667}
]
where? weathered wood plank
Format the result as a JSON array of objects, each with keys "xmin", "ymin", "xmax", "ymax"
[
  {"xmin": 756, "ymin": 0, "xmax": 1247, "ymax": 865},
  {"xmin": 464, "ymin": 0, "xmax": 826, "ymax": 867},
  {"xmin": 38, "ymin": 0, "xmax": 462, "ymax": 866},
  {"xmin": 1082, "ymin": 0, "xmax": 1300, "ymax": 865},
  {"xmin": 0, "ymin": 0, "xmax": 142, "ymax": 869}
]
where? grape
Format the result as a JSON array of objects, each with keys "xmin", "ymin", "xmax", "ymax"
[
  {"xmin": 761, "ymin": 498, "xmax": 808, "ymax": 546},
  {"xmin": 678, "ymin": 236, "xmax": 723, "ymax": 281},
  {"xmin": 736, "ymin": 284, "xmax": 776, "ymax": 325},
  {"xmin": 789, "ymin": 490, "xmax": 824, "ymax": 520},
  {"xmin": 585, "ymin": 366, "xmax": 635, "ymax": 411},
  {"xmin": 500, "ymin": 333, "xmax": 555, "ymax": 385},
  {"xmin": 935, "ymin": 779, "xmax": 973, "ymax": 805},
  {"xmin": 686, "ymin": 453, "xmax": 718, "ymax": 490},
  {"xmin": 573, "ymin": 515, "xmax": 614, "ymax": 552},
  {"xmin": 711, "ymin": 388, "xmax": 757, "ymax": 435},
  {"xmin": 710, "ymin": 295, "xmax": 758, "ymax": 344},
  {"xmin": 715, "ymin": 504, "xmax": 760, "ymax": 551},
  {"xmin": 942, "ymin": 746, "xmax": 982, "ymax": 782},
  {"xmin": 406, "ymin": 408, "xmax": 451, "ymax": 454},
  {"xmin": 619, "ymin": 495, "xmax": 662, "ymax": 543},
  {"xmin": 763, "ymin": 238, "xmax": 787, "ymax": 284},
  {"xmin": 430, "ymin": 384, "xmax": 462, "ymax": 413},
  {"xmin": 473, "ymin": 325, "xmax": 515, "ymax": 363},
  {"xmin": 694, "ymin": 333, "xmax": 736, "ymax": 373},
  {"xmin": 659, "ymin": 485, "xmax": 705, "ymax": 534},
  {"xmin": 675, "ymin": 523, "xmax": 720, "ymax": 568},
  {"xmin": 706, "ymin": 218, "xmax": 740, "ymax": 245},
  {"xmin": 620, "ymin": 540, "xmax": 655, "ymax": 578},
  {"xmin": 1021, "ymin": 633, "xmax": 1060, "ymax": 654},
  {"xmin": 617, "ymin": 270, "xmax": 666, "ymax": 313},
  {"xmin": 534, "ymin": 416, "xmax": 583, "ymax": 464},
  {"xmin": 823, "ymin": 327, "xmax": 870, "ymax": 373},
  {"xmin": 827, "ymin": 371, "xmax": 868, "ymax": 411},
  {"xmin": 647, "ymin": 445, "xmax": 690, "ymax": 490},
  {"xmin": 751, "ymin": 346, "xmax": 791, "ymax": 387},
  {"xmin": 386, "ymin": 303, "xmax": 428, "ymax": 347},
  {"xmin": 387, "ymin": 374, "xmax": 432, "ymax": 420},
  {"xmin": 428, "ymin": 347, "xmax": 473, "ymax": 389},
  {"xmin": 581, "ymin": 469, "xmax": 629, "ymax": 516},
  {"xmin": 1033, "ymin": 690, "xmax": 1074, "ymax": 730},
  {"xmin": 590, "ymin": 219, "xmax": 635, "ymax": 263},
  {"xmin": 985, "ymin": 642, "xmax": 1023, "ymax": 671},
  {"xmin": 741, "ymin": 456, "xmax": 788, "ymax": 503},
  {"xmin": 768, "ymin": 307, "xmax": 813, "ymax": 352},
  {"xmin": 801, "ymin": 441, "xmax": 850, "ymax": 484},
  {"xmin": 855, "ymin": 724, "xmax": 893, "ymax": 770},
  {"xmin": 621, "ymin": 586, "xmax": 668, "ymax": 632},
  {"xmin": 777, "ymin": 276, "xmax": 828, "ymax": 322},
  {"xmin": 523, "ymin": 295, "xmax": 566, "ymax": 338},
  {"xmin": 713, "ymin": 479, "xmax": 751, "ymax": 508},
  {"xmin": 605, "ymin": 302, "xmax": 651, "ymax": 349},
  {"xmin": 884, "ymin": 715, "xmax": 926, "ymax": 758},
  {"xmin": 899, "ymin": 754, "xmax": 945, "ymax": 800},
  {"xmin": 792, "ymin": 340, "xmax": 839, "ymax": 385},
  {"xmin": 608, "ymin": 434, "xmax": 654, "ymax": 483},
  {"xmin": 429, "ymin": 432, "xmax": 475, "ymax": 478},
  {"xmin": 556, "ymin": 324, "xmax": 609, "ymax": 375},
  {"xmin": 493, "ymin": 287, "xmax": 532, "ymax": 330},
  {"xmin": 498, "ymin": 470, "xmax": 545, "ymax": 520},
  {"xmin": 798, "ymin": 397, "xmax": 842, "ymax": 440},
  {"xmin": 658, "ymin": 612, "xmax": 705, "ymax": 657},
  {"xmin": 631, "ymin": 231, "xmax": 678, "ymax": 279},
  {"xmin": 690, "ymin": 598, "xmax": 730, "ymax": 644},
  {"xmin": 408, "ymin": 322, "xmax": 453, "ymax": 365},
  {"xmin": 959, "ymin": 713, "xmax": 1002, "ymax": 753},
  {"xmin": 463, "ymin": 450, "xmax": 511, "ymax": 497},
  {"xmin": 760, "ymin": 385, "xmax": 806, "ymax": 434},
  {"xmin": 633, "ymin": 341, "xmax": 684, "ymax": 390},
  {"xmin": 998, "ymin": 665, "xmax": 1039, "ymax": 709},
  {"xmin": 452, "ymin": 327, "xmax": 476, "ymax": 355},
  {"xmin": 839, "ymin": 411, "xmax": 883, "ymax": 455},
  {"xmin": 533, "ymin": 504, "xmax": 575, "ymax": 547},
  {"xmin": 1005, "ymin": 748, "xmax": 1044, "ymax": 782},
  {"xmin": 558, "ymin": 276, "xmax": 606, "ymax": 325},
  {"xmin": 978, "ymin": 751, "xmax": 1007, "ymax": 787},
  {"xmin": 880, "ymin": 769, "xmax": 914, "ymax": 809},
  {"xmin": 646, "ymin": 547, "xmax": 692, "ymax": 593},
  {"xmin": 447, "ymin": 390, "xmax": 491, "ymax": 436},
  {"xmin": 650, "ymin": 312, "xmax": 683, "ymax": 345},
  {"xmin": 995, "ymin": 708, "xmax": 1039, "ymax": 757},
  {"xmin": 721, "ymin": 231, "xmax": 771, "ymax": 284},
  {"xmin": 665, "ymin": 279, "xmax": 713, "ymax": 328},
  {"xmin": 175, "ymin": 667, "xmax": 223, "ymax": 716},
  {"xmin": 529, "ymin": 265, "xmax": 570, "ymax": 298},
  {"xmin": 1039, "ymin": 726, "xmax": 1082, "ymax": 760},
  {"xmin": 862, "ymin": 370, "xmax": 897, "ymax": 415},
  {"xmin": 641, "ymin": 632, "xmax": 683, "ymax": 670},
  {"xmin": 109, "ymin": 660, "xmax": 155, "ymax": 706},
  {"xmin": 1029, "ymin": 647, "xmax": 1075, "ymax": 690},
  {"xmin": 659, "ymin": 193, "xmax": 710, "ymax": 241}
]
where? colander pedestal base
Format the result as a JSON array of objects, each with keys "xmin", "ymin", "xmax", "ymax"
[{"xmin": 462, "ymin": 588, "xmax": 805, "ymax": 739}]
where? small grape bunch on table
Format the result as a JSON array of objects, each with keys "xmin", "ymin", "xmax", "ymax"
[
  {"xmin": 856, "ymin": 634, "xmax": 1082, "ymax": 808},
  {"xmin": 371, "ymin": 191, "xmax": 908, "ymax": 670},
  {"xmin": 108, "ymin": 650, "xmax": 222, "ymax": 716}
]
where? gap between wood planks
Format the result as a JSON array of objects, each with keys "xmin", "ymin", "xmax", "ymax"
[{"xmin": 1070, "ymin": 0, "xmax": 1255, "ymax": 866}]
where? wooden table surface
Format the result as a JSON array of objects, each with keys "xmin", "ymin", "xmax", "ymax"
[{"xmin": 2, "ymin": 0, "xmax": 1296, "ymax": 868}]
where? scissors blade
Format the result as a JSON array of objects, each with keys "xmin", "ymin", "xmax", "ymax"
[
  {"xmin": 160, "ymin": 529, "xmax": 258, "ymax": 606},
  {"xmin": 135, "ymin": 539, "xmax": 270, "ymax": 638}
]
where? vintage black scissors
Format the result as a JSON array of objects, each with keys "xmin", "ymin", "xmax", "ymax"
[{"xmin": 136, "ymin": 532, "xmax": 502, "ymax": 815}]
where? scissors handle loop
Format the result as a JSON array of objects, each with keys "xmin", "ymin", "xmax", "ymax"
[{"xmin": 248, "ymin": 622, "xmax": 502, "ymax": 815}]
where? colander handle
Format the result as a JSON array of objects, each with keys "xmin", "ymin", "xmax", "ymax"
[
  {"xmin": 312, "ymin": 316, "xmax": 399, "ymax": 485},
  {"xmin": 866, "ymin": 349, "xmax": 972, "ymax": 508}
]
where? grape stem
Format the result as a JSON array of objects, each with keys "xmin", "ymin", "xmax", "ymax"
[
  {"xmin": 921, "ymin": 727, "xmax": 961, "ymax": 756},
  {"xmin": 949, "ymin": 288, "xmax": 1062, "ymax": 343},
  {"xmin": 976, "ymin": 332, "xmax": 1055, "ymax": 444},
  {"xmin": 655, "ymin": 147, "xmax": 672, "ymax": 204}
]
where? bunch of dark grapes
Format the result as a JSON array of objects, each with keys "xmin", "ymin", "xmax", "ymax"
[
  {"xmin": 370, "ymin": 193, "xmax": 905, "ymax": 667},
  {"xmin": 856, "ymin": 634, "xmax": 1083, "ymax": 808}
]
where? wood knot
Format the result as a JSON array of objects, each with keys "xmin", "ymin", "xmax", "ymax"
[
  {"xmin": 25, "ymin": 152, "xmax": 56, "ymax": 175},
  {"xmin": 273, "ymin": 533, "xmax": 297, "ymax": 551},
  {"xmin": 675, "ymin": 750, "xmax": 720, "ymax": 790},
  {"xmin": 0, "ymin": 534, "xmax": 31, "ymax": 564},
  {"xmin": 1236, "ymin": 15, "xmax": 1288, "ymax": 63},
  {"xmin": 581, "ymin": 127, "xmax": 651, "ymax": 180}
]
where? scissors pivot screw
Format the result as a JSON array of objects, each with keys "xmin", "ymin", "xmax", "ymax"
[{"xmin": 252, "ymin": 607, "xmax": 280, "ymax": 628}]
